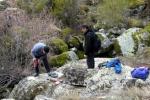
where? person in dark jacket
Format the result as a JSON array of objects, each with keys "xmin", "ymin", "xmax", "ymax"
[
  {"xmin": 80, "ymin": 25, "xmax": 96, "ymax": 69},
  {"xmin": 31, "ymin": 42, "xmax": 57, "ymax": 77}
]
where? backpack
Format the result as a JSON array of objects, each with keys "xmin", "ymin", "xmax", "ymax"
[
  {"xmin": 131, "ymin": 67, "xmax": 149, "ymax": 80},
  {"xmin": 93, "ymin": 34, "xmax": 101, "ymax": 52}
]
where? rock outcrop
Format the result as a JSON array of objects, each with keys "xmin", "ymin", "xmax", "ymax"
[{"xmin": 9, "ymin": 58, "xmax": 150, "ymax": 100}]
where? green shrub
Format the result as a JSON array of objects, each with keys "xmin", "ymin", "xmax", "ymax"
[{"xmin": 97, "ymin": 0, "xmax": 129, "ymax": 28}]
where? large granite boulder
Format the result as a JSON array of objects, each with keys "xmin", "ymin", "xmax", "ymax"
[
  {"xmin": 114, "ymin": 26, "xmax": 150, "ymax": 56},
  {"xmin": 95, "ymin": 31, "xmax": 114, "ymax": 57},
  {"xmin": 113, "ymin": 28, "xmax": 141, "ymax": 56},
  {"xmin": 9, "ymin": 74, "xmax": 54, "ymax": 100}
]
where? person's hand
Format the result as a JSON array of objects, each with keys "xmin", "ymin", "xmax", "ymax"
[{"xmin": 32, "ymin": 58, "xmax": 40, "ymax": 68}]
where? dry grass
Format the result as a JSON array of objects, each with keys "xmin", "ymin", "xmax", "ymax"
[{"xmin": 118, "ymin": 86, "xmax": 150, "ymax": 100}]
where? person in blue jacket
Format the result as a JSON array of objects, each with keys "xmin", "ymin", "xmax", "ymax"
[{"xmin": 31, "ymin": 42, "xmax": 57, "ymax": 77}]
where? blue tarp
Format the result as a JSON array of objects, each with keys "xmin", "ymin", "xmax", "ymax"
[{"xmin": 131, "ymin": 67, "xmax": 149, "ymax": 81}]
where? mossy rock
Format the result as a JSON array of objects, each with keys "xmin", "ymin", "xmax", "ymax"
[
  {"xmin": 96, "ymin": 32, "xmax": 105, "ymax": 42},
  {"xmin": 48, "ymin": 37, "xmax": 68, "ymax": 54},
  {"xmin": 49, "ymin": 52, "xmax": 68, "ymax": 67},
  {"xmin": 132, "ymin": 25, "xmax": 150, "ymax": 47},
  {"xmin": 67, "ymin": 36, "xmax": 83, "ymax": 50},
  {"xmin": 113, "ymin": 28, "xmax": 141, "ymax": 56},
  {"xmin": 113, "ymin": 39, "xmax": 122, "ymax": 55},
  {"xmin": 76, "ymin": 50, "xmax": 84, "ymax": 59},
  {"xmin": 49, "ymin": 51, "xmax": 78, "ymax": 67}
]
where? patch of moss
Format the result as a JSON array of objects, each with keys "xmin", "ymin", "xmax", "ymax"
[
  {"xmin": 143, "ymin": 24, "xmax": 150, "ymax": 33},
  {"xmin": 49, "ymin": 52, "xmax": 69, "ymax": 67},
  {"xmin": 113, "ymin": 39, "xmax": 122, "ymax": 55},
  {"xmin": 76, "ymin": 51, "xmax": 84, "ymax": 59},
  {"xmin": 68, "ymin": 36, "xmax": 80, "ymax": 48},
  {"xmin": 96, "ymin": 33, "xmax": 105, "ymax": 41},
  {"xmin": 49, "ymin": 37, "xmax": 68, "ymax": 54},
  {"xmin": 132, "ymin": 32, "xmax": 140, "ymax": 53}
]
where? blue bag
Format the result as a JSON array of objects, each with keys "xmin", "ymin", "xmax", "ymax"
[
  {"xmin": 131, "ymin": 67, "xmax": 149, "ymax": 80},
  {"xmin": 104, "ymin": 58, "xmax": 122, "ymax": 74}
]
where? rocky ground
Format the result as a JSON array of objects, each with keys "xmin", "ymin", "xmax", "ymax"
[{"xmin": 6, "ymin": 58, "xmax": 150, "ymax": 100}]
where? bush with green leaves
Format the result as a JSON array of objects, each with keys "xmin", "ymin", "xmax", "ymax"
[{"xmin": 97, "ymin": 0, "xmax": 129, "ymax": 28}]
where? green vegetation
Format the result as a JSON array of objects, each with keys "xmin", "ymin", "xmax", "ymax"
[
  {"xmin": 49, "ymin": 52, "xmax": 68, "ymax": 67},
  {"xmin": 61, "ymin": 27, "xmax": 73, "ymax": 38},
  {"xmin": 113, "ymin": 39, "xmax": 122, "ymax": 55},
  {"xmin": 17, "ymin": 0, "xmax": 79, "ymax": 26},
  {"xmin": 67, "ymin": 36, "xmax": 81, "ymax": 49},
  {"xmin": 97, "ymin": 0, "xmax": 129, "ymax": 28},
  {"xmin": 51, "ymin": 0, "xmax": 79, "ymax": 26},
  {"xmin": 129, "ymin": 0, "xmax": 145, "ymax": 8},
  {"xmin": 17, "ymin": 0, "xmax": 50, "ymax": 13},
  {"xmin": 48, "ymin": 37, "xmax": 68, "ymax": 54},
  {"xmin": 128, "ymin": 18, "xmax": 143, "ymax": 28},
  {"xmin": 76, "ymin": 51, "xmax": 85, "ymax": 59}
]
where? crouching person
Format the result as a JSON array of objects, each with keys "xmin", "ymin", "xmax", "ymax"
[{"xmin": 31, "ymin": 42, "xmax": 57, "ymax": 78}]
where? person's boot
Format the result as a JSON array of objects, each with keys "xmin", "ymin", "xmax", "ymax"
[
  {"xmin": 33, "ymin": 73, "xmax": 39, "ymax": 77},
  {"xmin": 48, "ymin": 72, "xmax": 58, "ymax": 78}
]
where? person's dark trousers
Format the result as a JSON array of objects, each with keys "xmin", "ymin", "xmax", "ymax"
[
  {"xmin": 35, "ymin": 55, "xmax": 50, "ymax": 74},
  {"xmin": 41, "ymin": 55, "xmax": 50, "ymax": 73},
  {"xmin": 87, "ymin": 52, "xmax": 95, "ymax": 69},
  {"xmin": 35, "ymin": 63, "xmax": 39, "ymax": 74}
]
